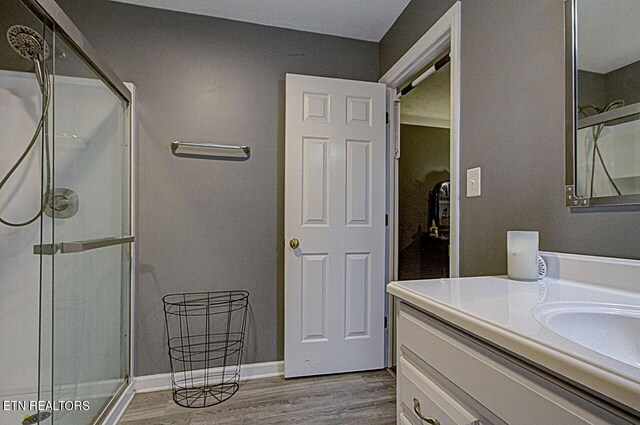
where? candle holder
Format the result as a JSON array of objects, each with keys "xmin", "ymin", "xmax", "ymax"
[{"xmin": 507, "ymin": 231, "xmax": 539, "ymax": 281}]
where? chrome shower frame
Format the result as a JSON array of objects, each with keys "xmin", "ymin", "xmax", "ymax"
[
  {"xmin": 564, "ymin": 0, "xmax": 640, "ymax": 209},
  {"xmin": 18, "ymin": 1, "xmax": 134, "ymax": 424},
  {"xmin": 20, "ymin": 0, "xmax": 131, "ymax": 103}
]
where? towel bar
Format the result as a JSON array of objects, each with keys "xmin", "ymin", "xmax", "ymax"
[{"xmin": 171, "ymin": 141, "xmax": 250, "ymax": 156}]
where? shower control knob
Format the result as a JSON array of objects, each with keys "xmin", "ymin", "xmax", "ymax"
[{"xmin": 289, "ymin": 238, "xmax": 300, "ymax": 249}]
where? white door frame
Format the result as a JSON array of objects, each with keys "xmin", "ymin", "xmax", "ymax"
[{"xmin": 379, "ymin": 1, "xmax": 461, "ymax": 366}]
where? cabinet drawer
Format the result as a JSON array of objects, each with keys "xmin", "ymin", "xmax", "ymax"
[
  {"xmin": 399, "ymin": 355, "xmax": 481, "ymax": 425},
  {"xmin": 399, "ymin": 412, "xmax": 414, "ymax": 425}
]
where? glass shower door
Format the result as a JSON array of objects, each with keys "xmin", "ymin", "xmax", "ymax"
[
  {"xmin": 0, "ymin": 2, "xmax": 53, "ymax": 424},
  {"xmin": 47, "ymin": 29, "xmax": 131, "ymax": 425}
]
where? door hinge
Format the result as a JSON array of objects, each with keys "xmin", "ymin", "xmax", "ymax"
[
  {"xmin": 386, "ymin": 111, "xmax": 389, "ymax": 124},
  {"xmin": 384, "ymin": 316, "xmax": 388, "ymax": 329},
  {"xmin": 385, "ymin": 214, "xmax": 389, "ymax": 227}
]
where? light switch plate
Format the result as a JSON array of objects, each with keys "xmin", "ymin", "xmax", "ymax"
[{"xmin": 467, "ymin": 167, "xmax": 481, "ymax": 197}]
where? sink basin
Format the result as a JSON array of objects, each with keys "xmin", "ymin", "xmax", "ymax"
[{"xmin": 533, "ymin": 302, "xmax": 640, "ymax": 368}]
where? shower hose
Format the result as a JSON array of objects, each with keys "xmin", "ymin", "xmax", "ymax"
[{"xmin": 0, "ymin": 59, "xmax": 52, "ymax": 227}]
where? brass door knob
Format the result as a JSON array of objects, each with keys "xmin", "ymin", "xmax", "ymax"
[{"xmin": 289, "ymin": 238, "xmax": 300, "ymax": 249}]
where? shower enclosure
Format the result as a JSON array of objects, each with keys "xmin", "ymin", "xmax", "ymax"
[{"xmin": 0, "ymin": 0, "xmax": 133, "ymax": 424}]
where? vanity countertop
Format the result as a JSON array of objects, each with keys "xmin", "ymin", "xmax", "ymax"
[{"xmin": 387, "ymin": 253, "xmax": 640, "ymax": 413}]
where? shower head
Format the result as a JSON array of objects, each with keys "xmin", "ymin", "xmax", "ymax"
[
  {"xmin": 603, "ymin": 99, "xmax": 625, "ymax": 112},
  {"xmin": 591, "ymin": 99, "xmax": 626, "ymax": 141},
  {"xmin": 6, "ymin": 25, "xmax": 50, "ymax": 61}
]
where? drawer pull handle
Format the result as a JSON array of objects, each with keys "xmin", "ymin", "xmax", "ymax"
[{"xmin": 413, "ymin": 398, "xmax": 441, "ymax": 425}]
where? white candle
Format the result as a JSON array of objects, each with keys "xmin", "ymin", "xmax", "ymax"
[{"xmin": 507, "ymin": 231, "xmax": 539, "ymax": 281}]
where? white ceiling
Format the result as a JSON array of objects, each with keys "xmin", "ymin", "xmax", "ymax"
[
  {"xmin": 111, "ymin": 0, "xmax": 410, "ymax": 42},
  {"xmin": 401, "ymin": 62, "xmax": 451, "ymax": 129},
  {"xmin": 578, "ymin": 0, "xmax": 640, "ymax": 74}
]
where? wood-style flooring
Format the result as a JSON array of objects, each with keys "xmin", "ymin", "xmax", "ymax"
[{"xmin": 119, "ymin": 370, "xmax": 396, "ymax": 424}]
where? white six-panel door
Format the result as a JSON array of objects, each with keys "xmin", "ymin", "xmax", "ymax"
[{"xmin": 284, "ymin": 74, "xmax": 386, "ymax": 377}]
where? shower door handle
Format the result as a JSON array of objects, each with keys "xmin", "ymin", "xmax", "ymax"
[
  {"xmin": 59, "ymin": 235, "xmax": 134, "ymax": 253},
  {"xmin": 34, "ymin": 235, "xmax": 134, "ymax": 255}
]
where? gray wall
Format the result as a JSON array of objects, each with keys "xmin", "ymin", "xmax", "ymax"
[
  {"xmin": 58, "ymin": 0, "xmax": 378, "ymax": 375},
  {"xmin": 379, "ymin": 0, "xmax": 457, "ymax": 77},
  {"xmin": 578, "ymin": 60, "xmax": 640, "ymax": 110},
  {"xmin": 606, "ymin": 60, "xmax": 640, "ymax": 106},
  {"xmin": 577, "ymin": 70, "xmax": 607, "ymax": 111},
  {"xmin": 381, "ymin": 0, "xmax": 640, "ymax": 276},
  {"xmin": 53, "ymin": 0, "xmax": 640, "ymax": 375}
]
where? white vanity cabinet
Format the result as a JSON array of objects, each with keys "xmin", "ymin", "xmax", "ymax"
[{"xmin": 396, "ymin": 302, "xmax": 636, "ymax": 425}]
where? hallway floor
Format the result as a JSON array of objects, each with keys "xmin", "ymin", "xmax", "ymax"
[{"xmin": 119, "ymin": 370, "xmax": 396, "ymax": 424}]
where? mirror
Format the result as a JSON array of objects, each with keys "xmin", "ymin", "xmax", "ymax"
[{"xmin": 566, "ymin": 0, "xmax": 640, "ymax": 208}]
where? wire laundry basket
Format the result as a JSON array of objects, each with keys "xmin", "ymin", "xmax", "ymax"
[{"xmin": 163, "ymin": 290, "xmax": 249, "ymax": 408}]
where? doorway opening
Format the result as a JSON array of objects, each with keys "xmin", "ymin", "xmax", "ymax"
[{"xmin": 397, "ymin": 54, "xmax": 452, "ymax": 280}]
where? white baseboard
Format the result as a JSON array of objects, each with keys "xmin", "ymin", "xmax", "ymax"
[
  {"xmin": 133, "ymin": 361, "xmax": 284, "ymax": 394},
  {"xmin": 1, "ymin": 378, "xmax": 125, "ymax": 402},
  {"xmin": 102, "ymin": 382, "xmax": 134, "ymax": 425}
]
